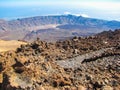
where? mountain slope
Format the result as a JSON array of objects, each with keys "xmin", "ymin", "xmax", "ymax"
[{"xmin": 0, "ymin": 15, "xmax": 120, "ymax": 41}]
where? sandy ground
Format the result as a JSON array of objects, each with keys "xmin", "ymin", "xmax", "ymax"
[{"xmin": 0, "ymin": 40, "xmax": 27, "ymax": 52}]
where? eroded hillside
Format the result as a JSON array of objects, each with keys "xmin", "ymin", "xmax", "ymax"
[
  {"xmin": 0, "ymin": 29, "xmax": 120, "ymax": 90},
  {"xmin": 0, "ymin": 15, "xmax": 120, "ymax": 41}
]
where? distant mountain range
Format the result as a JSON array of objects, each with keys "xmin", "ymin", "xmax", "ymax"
[{"xmin": 0, "ymin": 15, "xmax": 120, "ymax": 41}]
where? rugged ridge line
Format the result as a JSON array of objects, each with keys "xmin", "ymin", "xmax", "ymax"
[{"xmin": 0, "ymin": 15, "xmax": 120, "ymax": 41}]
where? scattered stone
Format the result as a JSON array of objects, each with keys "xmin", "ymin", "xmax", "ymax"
[{"xmin": 0, "ymin": 30, "xmax": 120, "ymax": 90}]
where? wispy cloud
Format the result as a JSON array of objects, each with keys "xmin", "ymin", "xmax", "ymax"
[
  {"xmin": 0, "ymin": 1, "xmax": 120, "ymax": 10},
  {"xmin": 0, "ymin": 1, "xmax": 120, "ymax": 13},
  {"xmin": 64, "ymin": 12, "xmax": 90, "ymax": 17}
]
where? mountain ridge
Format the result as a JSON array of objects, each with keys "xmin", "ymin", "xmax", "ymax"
[{"xmin": 0, "ymin": 15, "xmax": 120, "ymax": 41}]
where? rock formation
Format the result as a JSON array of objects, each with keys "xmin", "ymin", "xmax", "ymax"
[{"xmin": 0, "ymin": 29, "xmax": 120, "ymax": 90}]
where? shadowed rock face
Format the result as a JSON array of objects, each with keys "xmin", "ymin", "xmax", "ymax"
[{"xmin": 0, "ymin": 30, "xmax": 120, "ymax": 90}]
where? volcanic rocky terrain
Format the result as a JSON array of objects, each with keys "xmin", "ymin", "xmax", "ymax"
[{"xmin": 0, "ymin": 29, "xmax": 120, "ymax": 90}]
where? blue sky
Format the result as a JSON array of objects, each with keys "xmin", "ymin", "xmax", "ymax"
[{"xmin": 0, "ymin": 0, "xmax": 120, "ymax": 21}]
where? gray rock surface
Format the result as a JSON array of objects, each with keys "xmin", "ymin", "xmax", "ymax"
[{"xmin": 57, "ymin": 47, "xmax": 113, "ymax": 68}]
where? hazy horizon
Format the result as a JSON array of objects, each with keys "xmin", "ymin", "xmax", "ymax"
[{"xmin": 0, "ymin": 0, "xmax": 120, "ymax": 21}]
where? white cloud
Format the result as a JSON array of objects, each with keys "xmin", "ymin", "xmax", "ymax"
[
  {"xmin": 64, "ymin": 12, "xmax": 71, "ymax": 15},
  {"xmin": 73, "ymin": 2, "xmax": 120, "ymax": 11},
  {"xmin": 64, "ymin": 12, "xmax": 90, "ymax": 17},
  {"xmin": 80, "ymin": 14, "xmax": 89, "ymax": 18},
  {"xmin": 0, "ymin": 1, "xmax": 120, "ymax": 13},
  {"xmin": 0, "ymin": 1, "xmax": 120, "ymax": 10}
]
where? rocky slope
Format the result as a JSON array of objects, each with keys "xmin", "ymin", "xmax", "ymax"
[
  {"xmin": 0, "ymin": 29, "xmax": 120, "ymax": 90},
  {"xmin": 0, "ymin": 15, "xmax": 120, "ymax": 41}
]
